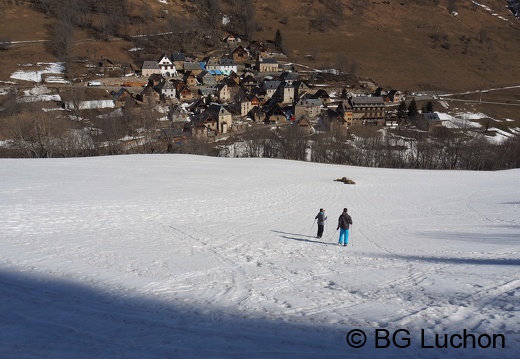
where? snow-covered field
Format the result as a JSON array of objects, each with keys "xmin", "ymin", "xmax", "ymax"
[
  {"xmin": 1, "ymin": 155, "xmax": 519, "ymax": 358},
  {"xmin": 10, "ymin": 62, "xmax": 67, "ymax": 84}
]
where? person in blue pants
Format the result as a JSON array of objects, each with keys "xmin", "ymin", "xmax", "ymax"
[{"xmin": 337, "ymin": 208, "xmax": 353, "ymax": 246}]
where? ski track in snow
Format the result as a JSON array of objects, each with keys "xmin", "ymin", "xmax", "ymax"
[{"xmin": 0, "ymin": 155, "xmax": 519, "ymax": 358}]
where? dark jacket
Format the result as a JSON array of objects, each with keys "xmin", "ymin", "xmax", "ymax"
[
  {"xmin": 315, "ymin": 211, "xmax": 327, "ymax": 225},
  {"xmin": 337, "ymin": 211, "xmax": 352, "ymax": 230}
]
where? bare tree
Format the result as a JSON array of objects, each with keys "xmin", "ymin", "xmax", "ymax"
[{"xmin": 5, "ymin": 107, "xmax": 70, "ymax": 158}]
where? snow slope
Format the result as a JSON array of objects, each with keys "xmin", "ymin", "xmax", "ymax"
[{"xmin": 1, "ymin": 155, "xmax": 519, "ymax": 358}]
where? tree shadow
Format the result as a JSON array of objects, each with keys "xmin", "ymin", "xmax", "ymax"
[
  {"xmin": 0, "ymin": 268, "xmax": 517, "ymax": 358},
  {"xmin": 0, "ymin": 268, "xmax": 347, "ymax": 358},
  {"xmin": 381, "ymin": 253, "xmax": 520, "ymax": 267},
  {"xmin": 419, "ymin": 227, "xmax": 520, "ymax": 246}
]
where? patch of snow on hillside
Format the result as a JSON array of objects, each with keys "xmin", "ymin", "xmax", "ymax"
[
  {"xmin": 0, "ymin": 88, "xmax": 12, "ymax": 96},
  {"xmin": 486, "ymin": 128, "xmax": 513, "ymax": 144},
  {"xmin": 10, "ymin": 62, "xmax": 65, "ymax": 83},
  {"xmin": 17, "ymin": 86, "xmax": 61, "ymax": 102},
  {"xmin": 472, "ymin": 1, "xmax": 510, "ymax": 21},
  {"xmin": 437, "ymin": 112, "xmax": 482, "ymax": 129}
]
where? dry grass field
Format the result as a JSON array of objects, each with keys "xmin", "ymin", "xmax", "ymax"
[{"xmin": 255, "ymin": 0, "xmax": 520, "ymax": 92}]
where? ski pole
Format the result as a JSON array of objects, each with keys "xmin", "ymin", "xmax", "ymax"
[{"xmin": 309, "ymin": 218, "xmax": 316, "ymax": 235}]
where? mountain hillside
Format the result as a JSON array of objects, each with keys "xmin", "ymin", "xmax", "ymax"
[{"xmin": 1, "ymin": 0, "xmax": 519, "ymax": 91}]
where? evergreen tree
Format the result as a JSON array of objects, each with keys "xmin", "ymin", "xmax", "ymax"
[
  {"xmin": 422, "ymin": 100, "xmax": 434, "ymax": 113},
  {"xmin": 407, "ymin": 98, "xmax": 419, "ymax": 119},
  {"xmin": 397, "ymin": 100, "xmax": 407, "ymax": 119},
  {"xmin": 274, "ymin": 29, "xmax": 283, "ymax": 50},
  {"xmin": 341, "ymin": 87, "xmax": 348, "ymax": 99}
]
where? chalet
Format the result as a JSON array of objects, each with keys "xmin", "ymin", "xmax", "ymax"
[
  {"xmin": 223, "ymin": 34, "xmax": 239, "ymax": 47},
  {"xmin": 141, "ymin": 61, "xmax": 160, "ymax": 77},
  {"xmin": 239, "ymin": 95, "xmax": 252, "ymax": 117},
  {"xmin": 186, "ymin": 113, "xmax": 218, "ymax": 138},
  {"xmin": 178, "ymin": 86, "xmax": 195, "ymax": 101},
  {"xmin": 158, "ymin": 128, "xmax": 188, "ymax": 146},
  {"xmin": 418, "ymin": 112, "xmax": 444, "ymax": 131},
  {"xmin": 386, "ymin": 90, "xmax": 402, "ymax": 103},
  {"xmin": 158, "ymin": 54, "xmax": 176, "ymax": 77},
  {"xmin": 215, "ymin": 83, "xmax": 231, "ymax": 103},
  {"xmin": 240, "ymin": 75, "xmax": 258, "ymax": 90},
  {"xmin": 168, "ymin": 104, "xmax": 190, "ymax": 122},
  {"xmin": 183, "ymin": 61, "xmax": 204, "ymax": 75},
  {"xmin": 205, "ymin": 104, "xmax": 233, "ymax": 134},
  {"xmin": 294, "ymin": 98, "xmax": 322, "ymax": 119},
  {"xmin": 183, "ymin": 71, "xmax": 199, "ymax": 87},
  {"xmin": 197, "ymin": 71, "xmax": 217, "ymax": 86},
  {"xmin": 147, "ymin": 74, "xmax": 164, "ymax": 87},
  {"xmin": 189, "ymin": 121, "xmax": 211, "ymax": 138},
  {"xmin": 294, "ymin": 117, "xmax": 314, "ymax": 135},
  {"xmin": 155, "ymin": 80, "xmax": 176, "ymax": 100},
  {"xmin": 110, "ymin": 88, "xmax": 134, "ymax": 106},
  {"xmin": 348, "ymin": 97, "xmax": 386, "ymax": 125},
  {"xmin": 374, "ymin": 87, "xmax": 387, "ymax": 97},
  {"xmin": 171, "ymin": 53, "xmax": 186, "ymax": 70},
  {"xmin": 247, "ymin": 85, "xmax": 265, "ymax": 102},
  {"xmin": 136, "ymin": 85, "xmax": 160, "ymax": 104},
  {"xmin": 248, "ymin": 41, "xmax": 268, "ymax": 58},
  {"xmin": 224, "ymin": 77, "xmax": 241, "ymax": 98},
  {"xmin": 232, "ymin": 45, "xmax": 249, "ymax": 63},
  {"xmin": 228, "ymin": 71, "xmax": 240, "ymax": 84},
  {"xmin": 205, "ymin": 58, "xmax": 238, "ymax": 76},
  {"xmin": 237, "ymin": 91, "xmax": 261, "ymax": 117},
  {"xmin": 249, "ymin": 106, "xmax": 264, "ymax": 122},
  {"xmin": 187, "ymin": 98, "xmax": 209, "ymax": 114},
  {"xmin": 313, "ymin": 89, "xmax": 331, "ymax": 106},
  {"xmin": 198, "ymin": 87, "xmax": 216, "ymax": 101},
  {"xmin": 264, "ymin": 103, "xmax": 288, "ymax": 124}
]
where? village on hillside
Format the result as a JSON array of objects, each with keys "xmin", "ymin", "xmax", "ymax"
[
  {"xmin": 2, "ymin": 26, "xmax": 519, "ymax": 169},
  {"xmin": 63, "ymin": 36, "xmax": 442, "ymax": 146},
  {"xmin": 125, "ymin": 39, "xmax": 416, "ymax": 138}
]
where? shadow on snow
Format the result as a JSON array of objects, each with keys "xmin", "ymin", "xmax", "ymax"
[{"xmin": 0, "ymin": 268, "xmax": 517, "ymax": 359}]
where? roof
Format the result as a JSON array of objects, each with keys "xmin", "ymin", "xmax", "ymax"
[
  {"xmin": 205, "ymin": 104, "xmax": 231, "ymax": 118},
  {"xmin": 219, "ymin": 58, "xmax": 237, "ymax": 66},
  {"xmin": 142, "ymin": 61, "xmax": 159, "ymax": 69},
  {"xmin": 171, "ymin": 53, "xmax": 186, "ymax": 61},
  {"xmin": 184, "ymin": 62, "xmax": 202, "ymax": 70},
  {"xmin": 296, "ymin": 98, "xmax": 322, "ymax": 107},
  {"xmin": 350, "ymin": 97, "xmax": 385, "ymax": 106},
  {"xmin": 263, "ymin": 80, "xmax": 281, "ymax": 90},
  {"xmin": 422, "ymin": 112, "xmax": 441, "ymax": 121}
]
